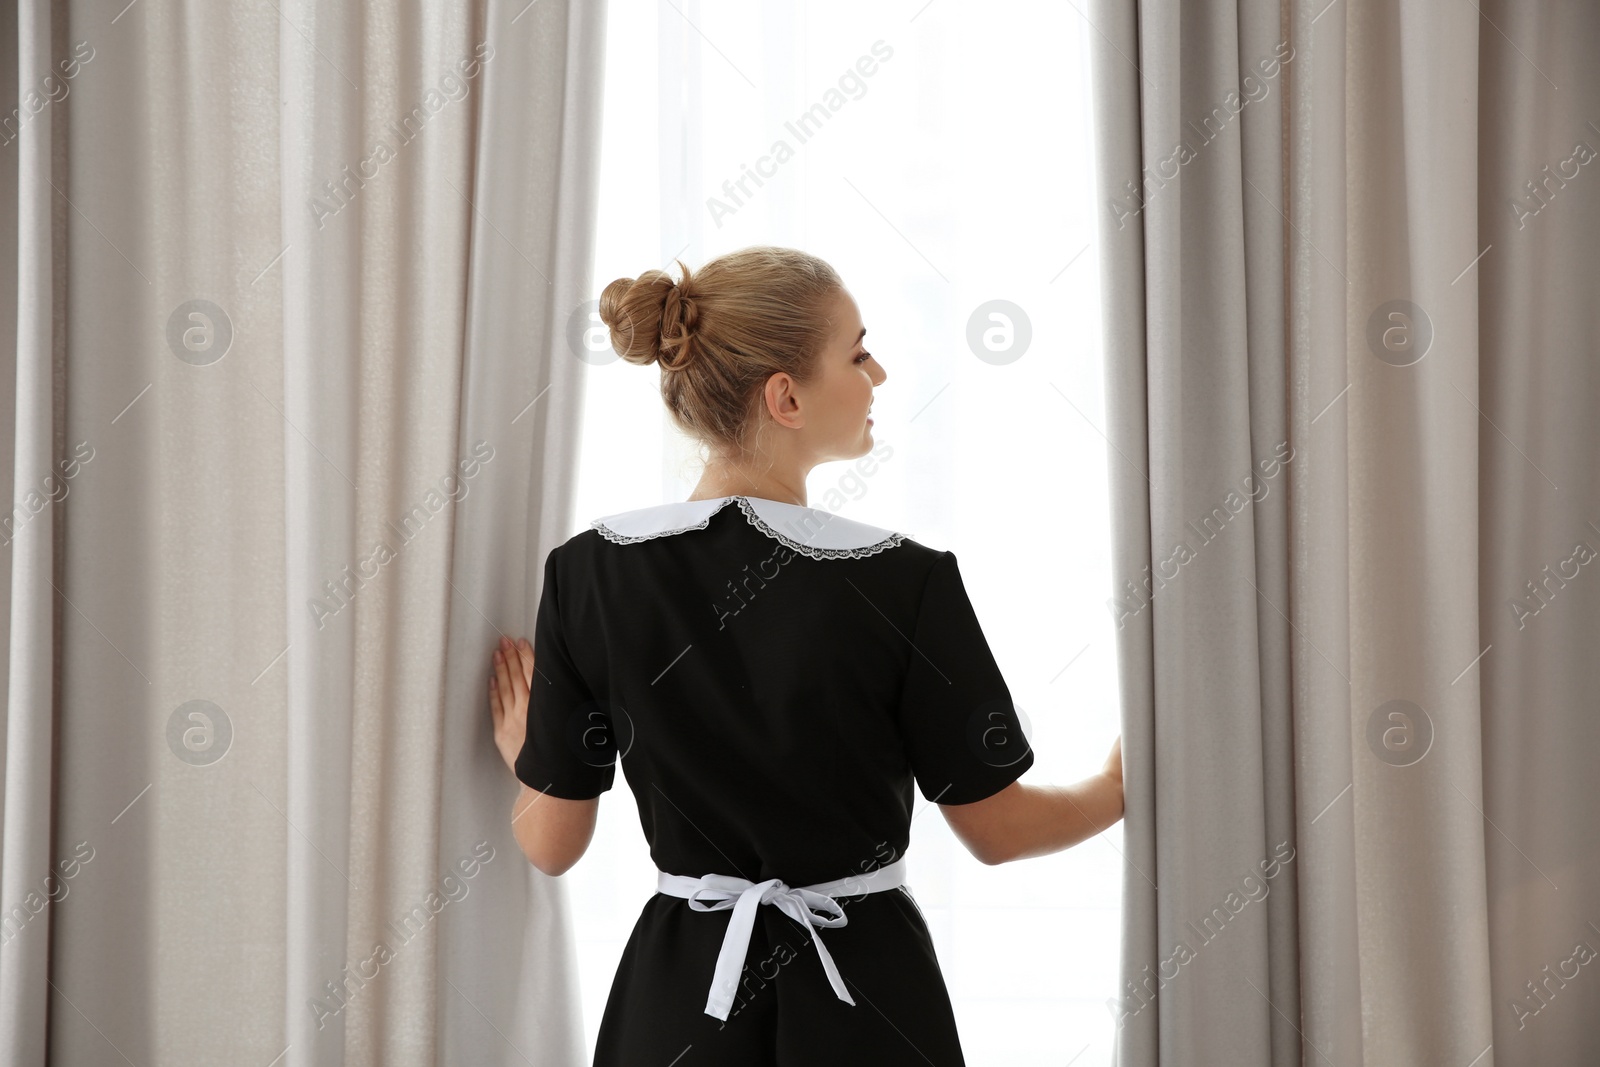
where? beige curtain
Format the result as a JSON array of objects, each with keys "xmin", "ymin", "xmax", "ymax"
[
  {"xmin": 0, "ymin": 2, "xmax": 606, "ymax": 1064},
  {"xmin": 1090, "ymin": 1, "xmax": 1598, "ymax": 1063}
]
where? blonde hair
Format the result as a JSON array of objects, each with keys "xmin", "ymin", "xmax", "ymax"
[{"xmin": 597, "ymin": 246, "xmax": 844, "ymax": 451}]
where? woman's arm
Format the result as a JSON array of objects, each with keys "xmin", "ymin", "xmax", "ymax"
[
  {"xmin": 511, "ymin": 783, "xmax": 598, "ymax": 877},
  {"xmin": 490, "ymin": 634, "xmax": 600, "ymax": 876},
  {"xmin": 939, "ymin": 736, "xmax": 1123, "ymax": 865}
]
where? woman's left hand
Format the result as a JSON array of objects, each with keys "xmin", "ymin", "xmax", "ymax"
[
  {"xmin": 1102, "ymin": 735, "xmax": 1123, "ymax": 784},
  {"xmin": 489, "ymin": 635, "xmax": 535, "ymax": 776}
]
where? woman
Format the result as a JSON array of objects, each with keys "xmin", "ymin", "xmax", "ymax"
[{"xmin": 488, "ymin": 246, "xmax": 1124, "ymax": 1065}]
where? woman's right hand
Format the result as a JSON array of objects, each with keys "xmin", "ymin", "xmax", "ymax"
[{"xmin": 489, "ymin": 635, "xmax": 535, "ymax": 777}]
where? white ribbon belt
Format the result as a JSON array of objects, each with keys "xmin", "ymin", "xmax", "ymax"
[{"xmin": 656, "ymin": 856, "xmax": 909, "ymax": 1021}]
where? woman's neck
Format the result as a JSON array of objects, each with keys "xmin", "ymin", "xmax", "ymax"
[{"xmin": 687, "ymin": 464, "xmax": 808, "ymax": 507}]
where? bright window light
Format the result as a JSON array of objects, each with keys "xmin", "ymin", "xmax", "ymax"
[{"xmin": 568, "ymin": 3, "xmax": 1120, "ymax": 1063}]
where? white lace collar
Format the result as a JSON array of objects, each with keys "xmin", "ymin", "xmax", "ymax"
[{"xmin": 590, "ymin": 495, "xmax": 906, "ymax": 560}]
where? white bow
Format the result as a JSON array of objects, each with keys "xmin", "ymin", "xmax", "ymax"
[
  {"xmin": 688, "ymin": 875, "xmax": 854, "ymax": 1020},
  {"xmin": 657, "ymin": 857, "xmax": 909, "ymax": 1021}
]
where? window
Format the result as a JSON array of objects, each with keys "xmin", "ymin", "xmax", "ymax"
[{"xmin": 569, "ymin": 2, "xmax": 1121, "ymax": 1061}]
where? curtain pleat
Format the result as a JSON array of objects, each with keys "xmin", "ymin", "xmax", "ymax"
[
  {"xmin": 436, "ymin": 1, "xmax": 606, "ymax": 1063},
  {"xmin": 0, "ymin": 2, "xmax": 606, "ymax": 1065},
  {"xmin": 0, "ymin": 3, "xmax": 57, "ymax": 1065},
  {"xmin": 1478, "ymin": 4, "xmax": 1600, "ymax": 1065},
  {"xmin": 280, "ymin": 2, "xmax": 362, "ymax": 1062}
]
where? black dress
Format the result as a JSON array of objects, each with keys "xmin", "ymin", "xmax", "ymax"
[{"xmin": 515, "ymin": 494, "xmax": 1035, "ymax": 1066}]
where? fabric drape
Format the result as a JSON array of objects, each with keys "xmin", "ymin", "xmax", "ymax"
[
  {"xmin": 0, "ymin": 2, "xmax": 606, "ymax": 1065},
  {"xmin": 1090, "ymin": 1, "xmax": 1599, "ymax": 1063}
]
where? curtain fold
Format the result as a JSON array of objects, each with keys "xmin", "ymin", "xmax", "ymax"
[
  {"xmin": 1477, "ymin": 4, "xmax": 1600, "ymax": 1064},
  {"xmin": 0, "ymin": 2, "xmax": 606, "ymax": 1065},
  {"xmin": 0, "ymin": 3, "xmax": 56, "ymax": 1065},
  {"xmin": 1091, "ymin": 1, "xmax": 1598, "ymax": 1063}
]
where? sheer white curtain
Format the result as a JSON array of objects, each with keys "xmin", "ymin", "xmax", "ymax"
[{"xmin": 566, "ymin": 2, "xmax": 1123, "ymax": 1063}]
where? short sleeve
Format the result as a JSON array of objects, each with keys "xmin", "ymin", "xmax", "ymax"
[
  {"xmin": 515, "ymin": 547, "xmax": 617, "ymax": 800},
  {"xmin": 896, "ymin": 551, "xmax": 1035, "ymax": 805}
]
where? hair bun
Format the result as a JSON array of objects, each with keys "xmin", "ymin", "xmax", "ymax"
[
  {"xmin": 657, "ymin": 272, "xmax": 699, "ymax": 372},
  {"xmin": 597, "ymin": 259, "xmax": 698, "ymax": 371}
]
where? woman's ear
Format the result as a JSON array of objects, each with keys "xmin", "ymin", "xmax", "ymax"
[{"xmin": 763, "ymin": 372, "xmax": 804, "ymax": 428}]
